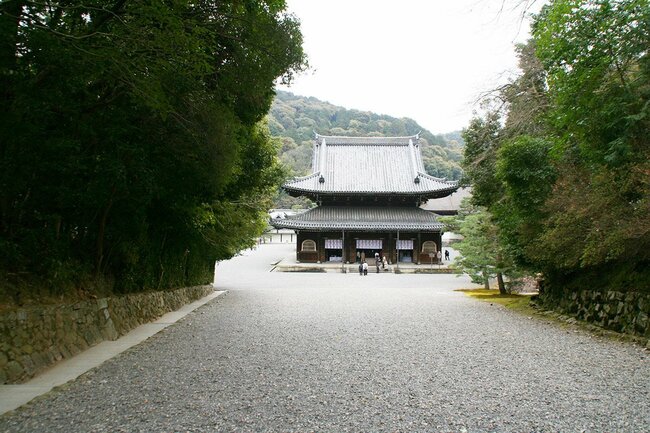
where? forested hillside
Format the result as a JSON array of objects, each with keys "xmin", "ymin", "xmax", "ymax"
[{"xmin": 268, "ymin": 91, "xmax": 464, "ymax": 180}]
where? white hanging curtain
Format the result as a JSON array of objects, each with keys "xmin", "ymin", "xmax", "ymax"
[
  {"xmin": 325, "ymin": 239, "xmax": 343, "ymax": 249},
  {"xmin": 396, "ymin": 239, "xmax": 413, "ymax": 250},
  {"xmin": 356, "ymin": 239, "xmax": 383, "ymax": 249}
]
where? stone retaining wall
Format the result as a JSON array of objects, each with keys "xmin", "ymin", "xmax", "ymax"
[
  {"xmin": 0, "ymin": 285, "xmax": 213, "ymax": 384},
  {"xmin": 552, "ymin": 289, "xmax": 650, "ymax": 338}
]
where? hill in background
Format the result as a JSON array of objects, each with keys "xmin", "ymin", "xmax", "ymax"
[{"xmin": 269, "ymin": 91, "xmax": 464, "ymax": 181}]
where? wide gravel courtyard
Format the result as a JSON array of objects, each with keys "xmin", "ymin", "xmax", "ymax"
[{"xmin": 1, "ymin": 243, "xmax": 648, "ymax": 432}]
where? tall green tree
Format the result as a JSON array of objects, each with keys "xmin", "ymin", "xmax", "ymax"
[
  {"xmin": 493, "ymin": 135, "xmax": 557, "ymax": 267},
  {"xmin": 460, "ymin": 110, "xmax": 518, "ymax": 293},
  {"xmin": 461, "ymin": 110, "xmax": 503, "ymax": 208},
  {"xmin": 528, "ymin": 0, "xmax": 650, "ymax": 293},
  {"xmin": 0, "ymin": 0, "xmax": 306, "ymax": 299},
  {"xmin": 461, "ymin": 0, "xmax": 650, "ymax": 304}
]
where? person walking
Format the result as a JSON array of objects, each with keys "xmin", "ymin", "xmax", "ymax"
[
  {"xmin": 362, "ymin": 261, "xmax": 368, "ymax": 276},
  {"xmin": 444, "ymin": 249, "xmax": 450, "ymax": 261},
  {"xmin": 358, "ymin": 261, "xmax": 363, "ymax": 276}
]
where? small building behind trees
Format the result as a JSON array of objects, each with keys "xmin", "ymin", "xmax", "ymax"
[{"xmin": 271, "ymin": 134, "xmax": 458, "ymax": 264}]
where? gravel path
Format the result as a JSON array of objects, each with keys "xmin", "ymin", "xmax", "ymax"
[{"xmin": 1, "ymin": 244, "xmax": 648, "ymax": 432}]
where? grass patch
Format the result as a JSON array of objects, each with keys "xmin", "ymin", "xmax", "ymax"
[
  {"xmin": 456, "ymin": 289, "xmax": 537, "ymax": 314},
  {"xmin": 457, "ymin": 289, "xmax": 649, "ymax": 348}
]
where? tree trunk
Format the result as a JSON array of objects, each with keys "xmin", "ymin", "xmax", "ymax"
[
  {"xmin": 483, "ymin": 271, "xmax": 490, "ymax": 290},
  {"xmin": 157, "ymin": 233, "xmax": 168, "ymax": 289},
  {"xmin": 497, "ymin": 272, "xmax": 507, "ymax": 295},
  {"xmin": 95, "ymin": 187, "xmax": 116, "ymax": 276}
]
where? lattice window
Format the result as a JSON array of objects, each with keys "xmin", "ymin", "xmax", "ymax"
[
  {"xmin": 325, "ymin": 239, "xmax": 342, "ymax": 249},
  {"xmin": 301, "ymin": 239, "xmax": 317, "ymax": 252},
  {"xmin": 396, "ymin": 239, "xmax": 414, "ymax": 250},
  {"xmin": 422, "ymin": 241, "xmax": 437, "ymax": 254},
  {"xmin": 356, "ymin": 239, "xmax": 383, "ymax": 249}
]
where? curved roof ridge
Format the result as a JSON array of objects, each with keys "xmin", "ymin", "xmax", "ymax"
[
  {"xmin": 314, "ymin": 133, "xmax": 418, "ymax": 145},
  {"xmin": 315, "ymin": 133, "xmax": 419, "ymax": 140}
]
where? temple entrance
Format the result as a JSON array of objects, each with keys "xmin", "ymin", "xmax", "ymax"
[
  {"xmin": 355, "ymin": 239, "xmax": 383, "ymax": 263},
  {"xmin": 325, "ymin": 239, "xmax": 343, "ymax": 262},
  {"xmin": 396, "ymin": 239, "xmax": 414, "ymax": 263},
  {"xmin": 326, "ymin": 249, "xmax": 342, "ymax": 262},
  {"xmin": 355, "ymin": 249, "xmax": 382, "ymax": 263},
  {"xmin": 398, "ymin": 250, "xmax": 413, "ymax": 263}
]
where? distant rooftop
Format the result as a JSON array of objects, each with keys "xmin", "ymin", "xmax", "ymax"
[{"xmin": 283, "ymin": 134, "xmax": 457, "ymax": 199}]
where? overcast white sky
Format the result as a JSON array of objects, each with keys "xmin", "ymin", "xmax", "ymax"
[{"xmin": 278, "ymin": 0, "xmax": 545, "ymax": 133}]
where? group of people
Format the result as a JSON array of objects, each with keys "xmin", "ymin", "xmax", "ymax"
[
  {"xmin": 357, "ymin": 250, "xmax": 451, "ymax": 275},
  {"xmin": 358, "ymin": 252, "xmax": 387, "ymax": 276}
]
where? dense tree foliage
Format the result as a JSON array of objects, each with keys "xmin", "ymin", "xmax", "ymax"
[
  {"xmin": 268, "ymin": 91, "xmax": 464, "ymax": 180},
  {"xmin": 441, "ymin": 201, "xmax": 516, "ymax": 294},
  {"xmin": 462, "ymin": 0, "xmax": 649, "ymax": 301},
  {"xmin": 0, "ymin": 0, "xmax": 306, "ymax": 301}
]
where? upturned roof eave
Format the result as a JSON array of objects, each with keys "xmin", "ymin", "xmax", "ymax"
[
  {"xmin": 269, "ymin": 205, "xmax": 445, "ymax": 232},
  {"xmin": 282, "ymin": 184, "xmax": 459, "ymax": 199},
  {"xmin": 282, "ymin": 171, "xmax": 459, "ymax": 197}
]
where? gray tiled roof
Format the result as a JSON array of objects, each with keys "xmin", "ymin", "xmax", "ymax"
[
  {"xmin": 270, "ymin": 206, "xmax": 444, "ymax": 231},
  {"xmin": 284, "ymin": 134, "xmax": 458, "ymax": 197}
]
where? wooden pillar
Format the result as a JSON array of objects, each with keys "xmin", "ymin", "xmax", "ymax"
[
  {"xmin": 341, "ymin": 230, "xmax": 346, "ymax": 271},
  {"xmin": 417, "ymin": 232, "xmax": 421, "ymax": 264},
  {"xmin": 317, "ymin": 232, "xmax": 322, "ymax": 263},
  {"xmin": 295, "ymin": 231, "xmax": 300, "ymax": 262},
  {"xmin": 396, "ymin": 230, "xmax": 400, "ymax": 270}
]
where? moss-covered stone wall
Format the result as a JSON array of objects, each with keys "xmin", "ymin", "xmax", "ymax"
[
  {"xmin": 0, "ymin": 285, "xmax": 213, "ymax": 384},
  {"xmin": 547, "ymin": 289, "xmax": 650, "ymax": 338}
]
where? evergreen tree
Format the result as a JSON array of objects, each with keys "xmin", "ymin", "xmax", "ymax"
[
  {"xmin": 461, "ymin": 0, "xmax": 650, "ymax": 302},
  {"xmin": 0, "ymin": 0, "xmax": 306, "ymax": 300}
]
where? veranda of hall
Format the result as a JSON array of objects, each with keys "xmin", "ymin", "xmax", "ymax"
[{"xmin": 295, "ymin": 230, "xmax": 442, "ymax": 265}]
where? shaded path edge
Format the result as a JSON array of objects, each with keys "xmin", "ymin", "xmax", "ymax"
[{"xmin": 0, "ymin": 290, "xmax": 227, "ymax": 415}]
